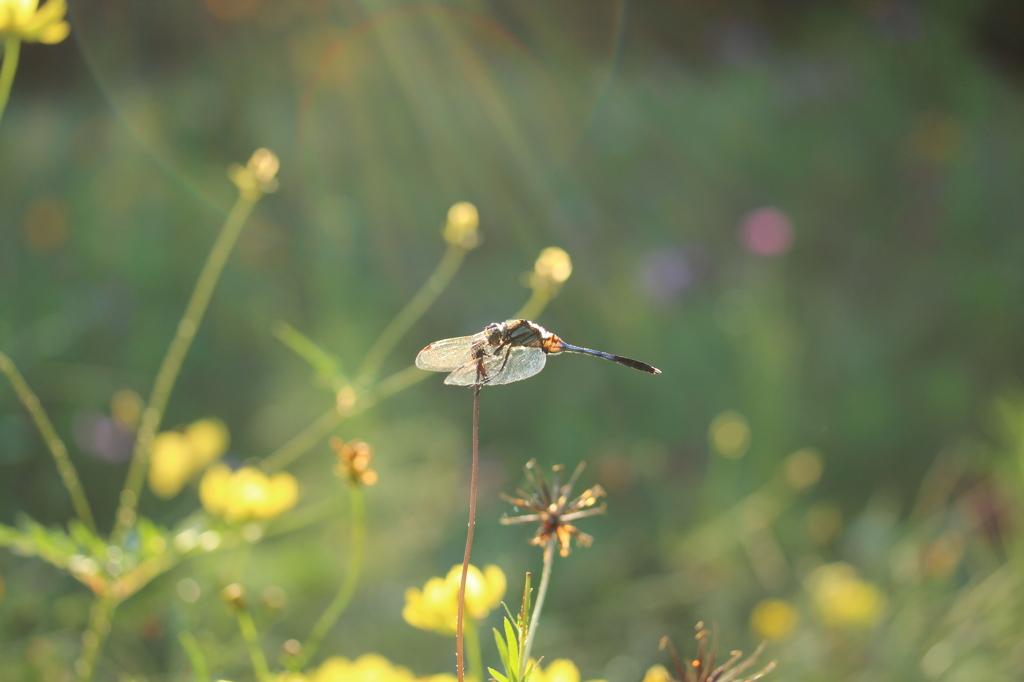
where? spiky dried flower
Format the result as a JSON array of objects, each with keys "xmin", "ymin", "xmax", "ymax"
[
  {"xmin": 658, "ymin": 622, "xmax": 775, "ymax": 682},
  {"xmin": 500, "ymin": 459, "xmax": 605, "ymax": 557}
]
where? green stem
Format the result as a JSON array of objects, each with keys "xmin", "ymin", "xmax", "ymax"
[
  {"xmin": 465, "ymin": 618, "xmax": 483, "ymax": 682},
  {"xmin": 456, "ymin": 385, "xmax": 482, "ymax": 682},
  {"xmin": 260, "ymin": 364, "xmax": 430, "ymax": 474},
  {"xmin": 300, "ymin": 483, "xmax": 366, "ymax": 667},
  {"xmin": 0, "ymin": 37, "xmax": 21, "ymax": 129},
  {"xmin": 522, "ymin": 537, "xmax": 555, "ymax": 667},
  {"xmin": 260, "ymin": 407, "xmax": 343, "ymax": 473},
  {"xmin": 178, "ymin": 631, "xmax": 210, "ymax": 682},
  {"xmin": 75, "ymin": 595, "xmax": 118, "ymax": 682},
  {"xmin": 513, "ymin": 289, "xmax": 550, "ymax": 322},
  {"xmin": 356, "ymin": 245, "xmax": 467, "ymax": 386},
  {"xmin": 236, "ymin": 609, "xmax": 271, "ymax": 682},
  {"xmin": 112, "ymin": 193, "xmax": 256, "ymax": 545},
  {"xmin": 0, "ymin": 350, "xmax": 96, "ymax": 533}
]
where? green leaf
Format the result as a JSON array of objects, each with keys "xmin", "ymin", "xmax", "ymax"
[
  {"xmin": 493, "ymin": 627, "xmax": 510, "ymax": 672},
  {"xmin": 489, "ymin": 668, "xmax": 509, "ymax": 682},
  {"xmin": 504, "ymin": 617, "xmax": 520, "ymax": 678}
]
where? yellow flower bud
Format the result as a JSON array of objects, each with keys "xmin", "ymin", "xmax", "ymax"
[
  {"xmin": 531, "ymin": 247, "xmax": 572, "ymax": 289},
  {"xmin": 228, "ymin": 148, "xmax": 280, "ymax": 201},
  {"xmin": 443, "ymin": 201, "xmax": 480, "ymax": 250}
]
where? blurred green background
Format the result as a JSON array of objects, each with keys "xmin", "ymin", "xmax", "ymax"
[{"xmin": 3, "ymin": 0, "xmax": 1024, "ymax": 680}]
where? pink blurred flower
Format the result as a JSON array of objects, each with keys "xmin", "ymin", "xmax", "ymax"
[{"xmin": 739, "ymin": 207, "xmax": 794, "ymax": 257}]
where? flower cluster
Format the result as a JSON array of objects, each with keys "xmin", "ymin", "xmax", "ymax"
[
  {"xmin": 199, "ymin": 464, "xmax": 298, "ymax": 522},
  {"xmin": 402, "ymin": 564, "xmax": 506, "ymax": 635},
  {"xmin": 0, "ymin": 0, "xmax": 70, "ymax": 43},
  {"xmin": 148, "ymin": 418, "xmax": 230, "ymax": 498},
  {"xmin": 330, "ymin": 437, "xmax": 377, "ymax": 486}
]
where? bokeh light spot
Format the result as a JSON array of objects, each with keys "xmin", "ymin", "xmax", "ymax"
[
  {"xmin": 709, "ymin": 410, "xmax": 751, "ymax": 459},
  {"xmin": 783, "ymin": 448, "xmax": 824, "ymax": 490}
]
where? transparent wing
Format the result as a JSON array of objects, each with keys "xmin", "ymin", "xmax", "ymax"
[
  {"xmin": 443, "ymin": 345, "xmax": 547, "ymax": 386},
  {"xmin": 487, "ymin": 346, "xmax": 547, "ymax": 385},
  {"xmin": 415, "ymin": 333, "xmax": 484, "ymax": 372}
]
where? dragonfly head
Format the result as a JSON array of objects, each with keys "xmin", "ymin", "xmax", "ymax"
[{"xmin": 484, "ymin": 322, "xmax": 504, "ymax": 346}]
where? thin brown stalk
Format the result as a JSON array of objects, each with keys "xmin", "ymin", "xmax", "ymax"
[{"xmin": 456, "ymin": 383, "xmax": 481, "ymax": 682}]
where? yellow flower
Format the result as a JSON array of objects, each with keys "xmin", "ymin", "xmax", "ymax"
[
  {"xmin": 313, "ymin": 654, "xmax": 417, "ymax": 682},
  {"xmin": 148, "ymin": 418, "xmax": 230, "ymax": 499},
  {"xmin": 528, "ymin": 659, "xmax": 605, "ymax": 682},
  {"xmin": 750, "ymin": 598, "xmax": 799, "ymax": 641},
  {"xmin": 0, "ymin": 0, "xmax": 70, "ymax": 43},
  {"xmin": 640, "ymin": 666, "xmax": 671, "ymax": 682},
  {"xmin": 443, "ymin": 201, "xmax": 480, "ymax": 250},
  {"xmin": 807, "ymin": 562, "xmax": 886, "ymax": 628},
  {"xmin": 199, "ymin": 464, "xmax": 298, "ymax": 522},
  {"xmin": 402, "ymin": 564, "xmax": 506, "ymax": 635}
]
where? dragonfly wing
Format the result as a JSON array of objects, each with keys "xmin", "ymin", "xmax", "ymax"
[
  {"xmin": 443, "ymin": 360, "xmax": 489, "ymax": 386},
  {"xmin": 415, "ymin": 334, "xmax": 479, "ymax": 372},
  {"xmin": 486, "ymin": 346, "xmax": 547, "ymax": 385}
]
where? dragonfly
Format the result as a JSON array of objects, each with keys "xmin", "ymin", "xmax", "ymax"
[{"xmin": 415, "ymin": 319, "xmax": 661, "ymax": 386}]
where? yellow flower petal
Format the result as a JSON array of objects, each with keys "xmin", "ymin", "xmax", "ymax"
[
  {"xmin": 199, "ymin": 464, "xmax": 232, "ymax": 516},
  {"xmin": 149, "ymin": 432, "xmax": 193, "ymax": 499},
  {"xmin": 185, "ymin": 418, "xmax": 230, "ymax": 469}
]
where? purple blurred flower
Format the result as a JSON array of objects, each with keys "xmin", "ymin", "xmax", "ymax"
[
  {"xmin": 641, "ymin": 248, "xmax": 693, "ymax": 303},
  {"xmin": 73, "ymin": 410, "xmax": 135, "ymax": 463},
  {"xmin": 739, "ymin": 207, "xmax": 794, "ymax": 257}
]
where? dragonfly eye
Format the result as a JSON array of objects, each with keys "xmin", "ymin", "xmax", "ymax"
[{"xmin": 485, "ymin": 323, "xmax": 503, "ymax": 345}]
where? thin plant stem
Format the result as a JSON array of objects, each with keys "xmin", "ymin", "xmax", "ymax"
[
  {"xmin": 0, "ymin": 350, "xmax": 96, "ymax": 533},
  {"xmin": 300, "ymin": 482, "xmax": 366, "ymax": 667},
  {"xmin": 456, "ymin": 384, "xmax": 482, "ymax": 682},
  {"xmin": 261, "ymin": 363, "xmax": 430, "ymax": 473},
  {"xmin": 513, "ymin": 289, "xmax": 550, "ymax": 322},
  {"xmin": 236, "ymin": 609, "xmax": 271, "ymax": 682},
  {"xmin": 75, "ymin": 594, "xmax": 118, "ymax": 682},
  {"xmin": 0, "ymin": 36, "xmax": 22, "ymax": 129},
  {"xmin": 522, "ymin": 537, "xmax": 555, "ymax": 667},
  {"xmin": 112, "ymin": 194, "xmax": 256, "ymax": 545},
  {"xmin": 178, "ymin": 631, "xmax": 210, "ymax": 682},
  {"xmin": 356, "ymin": 246, "xmax": 467, "ymax": 385},
  {"xmin": 465, "ymin": 618, "xmax": 483, "ymax": 682},
  {"xmin": 260, "ymin": 407, "xmax": 343, "ymax": 473}
]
